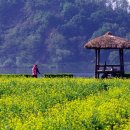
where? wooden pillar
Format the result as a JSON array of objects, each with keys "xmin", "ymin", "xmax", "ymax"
[
  {"xmin": 95, "ymin": 49, "xmax": 98, "ymax": 78},
  {"xmin": 97, "ymin": 49, "xmax": 100, "ymax": 78},
  {"xmin": 95, "ymin": 49, "xmax": 100, "ymax": 78},
  {"xmin": 119, "ymin": 49, "xmax": 124, "ymax": 77}
]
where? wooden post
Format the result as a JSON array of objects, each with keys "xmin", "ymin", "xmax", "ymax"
[
  {"xmin": 95, "ymin": 49, "xmax": 98, "ymax": 78},
  {"xmin": 95, "ymin": 49, "xmax": 100, "ymax": 78},
  {"xmin": 119, "ymin": 49, "xmax": 124, "ymax": 77},
  {"xmin": 97, "ymin": 49, "xmax": 100, "ymax": 78},
  {"xmin": 121, "ymin": 49, "xmax": 124, "ymax": 76}
]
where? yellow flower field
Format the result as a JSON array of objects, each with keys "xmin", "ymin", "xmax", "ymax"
[{"xmin": 0, "ymin": 77, "xmax": 130, "ymax": 130}]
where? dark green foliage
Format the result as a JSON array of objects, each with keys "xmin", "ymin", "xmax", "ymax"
[
  {"xmin": 0, "ymin": 74, "xmax": 32, "ymax": 77},
  {"xmin": 124, "ymin": 73, "xmax": 130, "ymax": 78},
  {"xmin": 0, "ymin": 0, "xmax": 130, "ymax": 68},
  {"xmin": 44, "ymin": 73, "xmax": 73, "ymax": 78}
]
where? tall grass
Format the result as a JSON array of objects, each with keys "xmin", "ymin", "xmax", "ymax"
[{"xmin": 0, "ymin": 77, "xmax": 130, "ymax": 129}]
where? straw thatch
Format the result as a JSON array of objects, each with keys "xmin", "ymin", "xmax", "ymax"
[{"xmin": 84, "ymin": 32, "xmax": 130, "ymax": 49}]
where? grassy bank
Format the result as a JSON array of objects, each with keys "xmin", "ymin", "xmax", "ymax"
[{"xmin": 0, "ymin": 77, "xmax": 130, "ymax": 129}]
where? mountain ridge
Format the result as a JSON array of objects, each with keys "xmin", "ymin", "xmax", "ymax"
[{"xmin": 0, "ymin": 0, "xmax": 130, "ymax": 70}]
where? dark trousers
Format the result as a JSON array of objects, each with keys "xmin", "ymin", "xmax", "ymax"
[{"xmin": 32, "ymin": 75, "xmax": 37, "ymax": 78}]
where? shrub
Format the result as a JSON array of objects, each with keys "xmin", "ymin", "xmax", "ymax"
[
  {"xmin": 44, "ymin": 73, "xmax": 73, "ymax": 78},
  {"xmin": 0, "ymin": 74, "xmax": 32, "ymax": 77}
]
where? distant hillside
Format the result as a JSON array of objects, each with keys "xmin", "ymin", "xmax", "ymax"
[
  {"xmin": 0, "ymin": 0, "xmax": 130, "ymax": 69},
  {"xmin": 105, "ymin": 0, "xmax": 130, "ymax": 11}
]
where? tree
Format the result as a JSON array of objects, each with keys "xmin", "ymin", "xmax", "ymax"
[
  {"xmin": 0, "ymin": 0, "xmax": 130, "ymax": 68},
  {"xmin": 45, "ymin": 30, "xmax": 69, "ymax": 63},
  {"xmin": 62, "ymin": 2, "xmax": 79, "ymax": 20}
]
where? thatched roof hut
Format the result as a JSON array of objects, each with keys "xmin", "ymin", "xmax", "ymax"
[
  {"xmin": 84, "ymin": 32, "xmax": 130, "ymax": 49},
  {"xmin": 84, "ymin": 32, "xmax": 130, "ymax": 78}
]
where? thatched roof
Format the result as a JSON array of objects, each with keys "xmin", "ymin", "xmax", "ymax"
[{"xmin": 84, "ymin": 32, "xmax": 130, "ymax": 49}]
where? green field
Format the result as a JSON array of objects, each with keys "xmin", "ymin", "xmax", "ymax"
[{"xmin": 0, "ymin": 77, "xmax": 130, "ymax": 130}]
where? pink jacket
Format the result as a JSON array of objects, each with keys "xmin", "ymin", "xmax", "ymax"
[{"xmin": 32, "ymin": 65, "xmax": 40, "ymax": 75}]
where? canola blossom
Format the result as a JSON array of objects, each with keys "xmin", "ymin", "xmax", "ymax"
[{"xmin": 0, "ymin": 77, "xmax": 130, "ymax": 130}]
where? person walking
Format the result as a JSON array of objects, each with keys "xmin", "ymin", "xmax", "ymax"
[{"xmin": 32, "ymin": 64, "xmax": 40, "ymax": 78}]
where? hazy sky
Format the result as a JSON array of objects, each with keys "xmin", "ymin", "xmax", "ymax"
[{"xmin": 127, "ymin": 0, "xmax": 130, "ymax": 5}]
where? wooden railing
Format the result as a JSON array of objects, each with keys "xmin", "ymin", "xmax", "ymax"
[{"xmin": 96, "ymin": 64, "xmax": 122, "ymax": 78}]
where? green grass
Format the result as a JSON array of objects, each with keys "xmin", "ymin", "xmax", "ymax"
[{"xmin": 0, "ymin": 77, "xmax": 130, "ymax": 130}]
